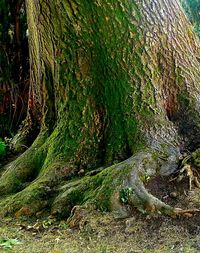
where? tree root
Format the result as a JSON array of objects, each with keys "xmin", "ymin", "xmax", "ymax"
[
  {"xmin": 51, "ymin": 148, "xmax": 183, "ymax": 219},
  {"xmin": 174, "ymin": 208, "xmax": 200, "ymax": 215},
  {"xmin": 126, "ymin": 170, "xmax": 176, "ymax": 217},
  {"xmin": 0, "ymin": 147, "xmax": 200, "ymax": 220},
  {"xmin": 0, "ymin": 131, "xmax": 48, "ymax": 195}
]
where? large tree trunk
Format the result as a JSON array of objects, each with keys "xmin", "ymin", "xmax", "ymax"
[{"xmin": 1, "ymin": 0, "xmax": 200, "ymax": 219}]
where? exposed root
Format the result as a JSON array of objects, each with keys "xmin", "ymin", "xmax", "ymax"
[
  {"xmin": 1, "ymin": 147, "xmax": 200, "ymax": 220},
  {"xmin": 0, "ymin": 131, "xmax": 48, "ymax": 196},
  {"xmin": 126, "ymin": 171, "xmax": 176, "ymax": 217},
  {"xmin": 52, "ymin": 148, "xmax": 183, "ymax": 219},
  {"xmin": 66, "ymin": 205, "xmax": 90, "ymax": 228},
  {"xmin": 174, "ymin": 208, "xmax": 200, "ymax": 218}
]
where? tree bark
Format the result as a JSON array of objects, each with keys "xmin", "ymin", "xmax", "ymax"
[{"xmin": 1, "ymin": 0, "xmax": 200, "ymax": 218}]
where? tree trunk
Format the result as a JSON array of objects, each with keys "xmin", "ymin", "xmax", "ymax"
[{"xmin": 1, "ymin": 0, "xmax": 200, "ymax": 219}]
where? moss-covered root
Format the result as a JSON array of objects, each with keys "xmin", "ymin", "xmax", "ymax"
[
  {"xmin": 0, "ymin": 131, "xmax": 48, "ymax": 196},
  {"xmin": 0, "ymin": 148, "xmax": 183, "ymax": 219},
  {"xmin": 0, "ymin": 151, "xmax": 37, "ymax": 196},
  {"xmin": 51, "ymin": 148, "xmax": 181, "ymax": 219}
]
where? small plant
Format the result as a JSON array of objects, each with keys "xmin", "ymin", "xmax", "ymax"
[
  {"xmin": 102, "ymin": 248, "xmax": 110, "ymax": 253},
  {"xmin": 119, "ymin": 187, "xmax": 133, "ymax": 203},
  {"xmin": 0, "ymin": 138, "xmax": 6, "ymax": 157},
  {"xmin": 0, "ymin": 238, "xmax": 22, "ymax": 250},
  {"xmin": 97, "ymin": 245, "xmax": 110, "ymax": 253},
  {"xmin": 59, "ymin": 221, "xmax": 69, "ymax": 230},
  {"xmin": 42, "ymin": 217, "xmax": 56, "ymax": 229}
]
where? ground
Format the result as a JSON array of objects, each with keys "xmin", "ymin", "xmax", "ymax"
[
  {"xmin": 1, "ymin": 211, "xmax": 200, "ymax": 253},
  {"xmin": 1, "ymin": 174, "xmax": 200, "ymax": 253}
]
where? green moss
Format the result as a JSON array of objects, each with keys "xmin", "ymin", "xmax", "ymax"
[
  {"xmin": 86, "ymin": 163, "xmax": 134, "ymax": 211},
  {"xmin": 51, "ymin": 162, "xmax": 130, "ymax": 216},
  {"xmin": 49, "ymin": 0, "xmax": 152, "ymax": 169},
  {"xmin": 89, "ymin": 169, "xmax": 115, "ymax": 211}
]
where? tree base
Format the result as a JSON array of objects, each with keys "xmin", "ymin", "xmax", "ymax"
[
  {"xmin": 0, "ymin": 142, "xmax": 200, "ymax": 224},
  {"xmin": 0, "ymin": 146, "xmax": 200, "ymax": 222}
]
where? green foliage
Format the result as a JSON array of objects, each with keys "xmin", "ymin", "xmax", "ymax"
[
  {"xmin": 0, "ymin": 238, "xmax": 22, "ymax": 250},
  {"xmin": 181, "ymin": 0, "xmax": 200, "ymax": 37},
  {"xmin": 0, "ymin": 138, "xmax": 6, "ymax": 157},
  {"xmin": 181, "ymin": 0, "xmax": 200, "ymax": 23},
  {"xmin": 119, "ymin": 187, "xmax": 133, "ymax": 204},
  {"xmin": 0, "ymin": 0, "xmax": 29, "ymax": 137},
  {"xmin": 0, "ymin": 0, "xmax": 28, "ymax": 84},
  {"xmin": 193, "ymin": 24, "xmax": 200, "ymax": 38}
]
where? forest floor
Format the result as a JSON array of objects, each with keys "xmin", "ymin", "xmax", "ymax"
[
  {"xmin": 1, "ymin": 210, "xmax": 200, "ymax": 253},
  {"xmin": 1, "ymin": 174, "xmax": 200, "ymax": 253}
]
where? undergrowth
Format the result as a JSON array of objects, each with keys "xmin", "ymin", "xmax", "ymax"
[{"xmin": 0, "ymin": 138, "xmax": 6, "ymax": 157}]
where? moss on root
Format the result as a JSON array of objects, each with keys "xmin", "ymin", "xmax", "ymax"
[
  {"xmin": 0, "ymin": 147, "xmax": 181, "ymax": 220},
  {"xmin": 51, "ymin": 149, "xmax": 179, "ymax": 219},
  {"xmin": 0, "ymin": 130, "xmax": 48, "ymax": 195}
]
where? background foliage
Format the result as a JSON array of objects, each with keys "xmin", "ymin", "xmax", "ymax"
[
  {"xmin": 181, "ymin": 0, "xmax": 200, "ymax": 38},
  {"xmin": 0, "ymin": 0, "xmax": 29, "ymax": 138}
]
